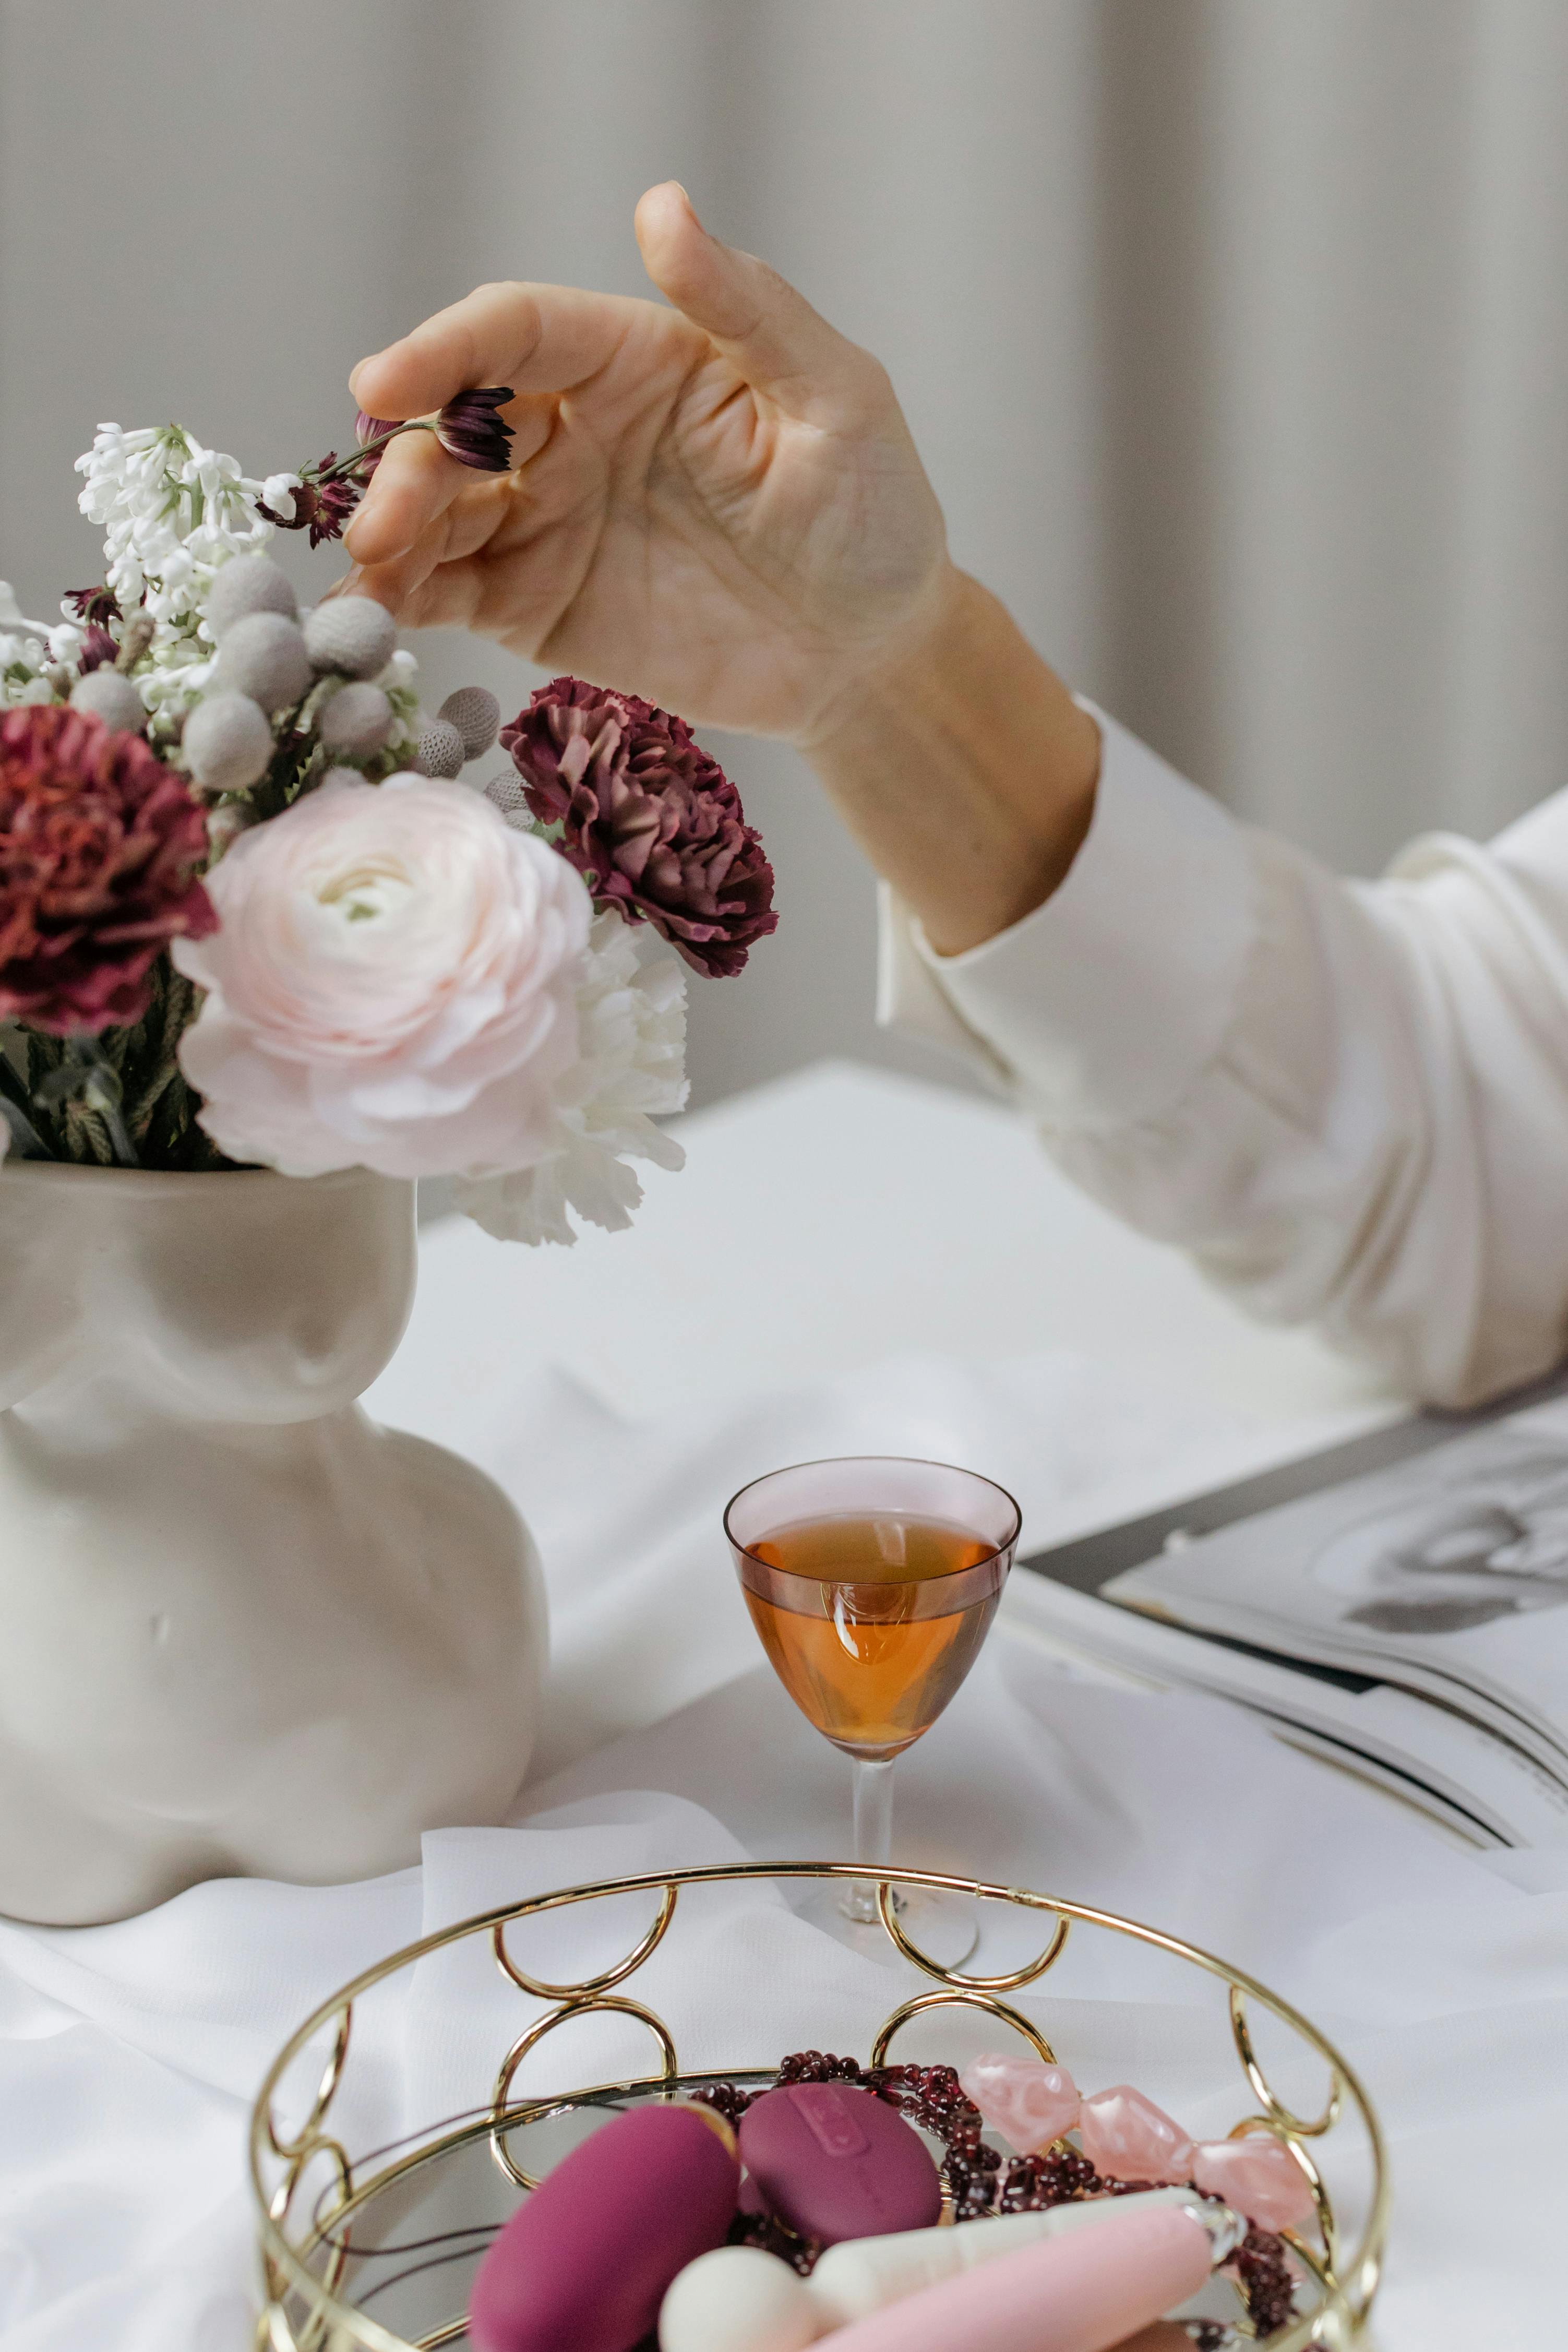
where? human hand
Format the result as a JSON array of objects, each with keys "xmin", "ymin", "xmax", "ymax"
[{"xmin": 342, "ymin": 183, "xmax": 950, "ymax": 744}]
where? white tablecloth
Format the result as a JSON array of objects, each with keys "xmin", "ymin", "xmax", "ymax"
[{"xmin": 3, "ymin": 1063, "xmax": 1562, "ymax": 2350}]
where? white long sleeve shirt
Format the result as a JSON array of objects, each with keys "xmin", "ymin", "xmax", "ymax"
[{"xmin": 878, "ymin": 706, "xmax": 1568, "ymax": 1409}]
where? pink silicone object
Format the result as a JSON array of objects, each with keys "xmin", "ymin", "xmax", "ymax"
[
  {"xmin": 468, "ymin": 2105, "xmax": 739, "ymax": 2352},
  {"xmin": 811, "ymin": 2201, "xmax": 1216, "ymax": 2352},
  {"xmin": 737, "ymin": 2083, "xmax": 942, "ymax": 2246}
]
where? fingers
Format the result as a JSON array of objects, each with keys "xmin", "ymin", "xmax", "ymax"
[
  {"xmin": 340, "ymin": 476, "xmax": 516, "ymax": 622},
  {"xmin": 343, "ymin": 429, "xmax": 454, "ymax": 566},
  {"xmin": 344, "ymin": 389, "xmax": 556, "ymax": 569},
  {"xmin": 350, "ymin": 281, "xmax": 651, "ymax": 423},
  {"xmin": 346, "ymin": 283, "xmax": 647, "ymax": 564},
  {"xmin": 635, "ymin": 180, "xmax": 883, "ymax": 426}
]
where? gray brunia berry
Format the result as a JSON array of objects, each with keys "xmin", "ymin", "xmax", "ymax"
[
  {"xmin": 183, "ymin": 692, "xmax": 275, "ymax": 793},
  {"xmin": 317, "ymin": 680, "xmax": 395, "ymax": 758},
  {"xmin": 212, "ymin": 611, "xmax": 313, "ymax": 713},
  {"xmin": 69, "ymin": 670, "xmax": 146, "ymax": 733},
  {"xmin": 438, "ymin": 685, "xmax": 501, "ymax": 761},
  {"xmin": 413, "ymin": 717, "xmax": 465, "ymax": 779},
  {"xmin": 204, "ymin": 553, "xmax": 297, "ymax": 641},
  {"xmin": 302, "ymin": 596, "xmax": 398, "ymax": 681}
]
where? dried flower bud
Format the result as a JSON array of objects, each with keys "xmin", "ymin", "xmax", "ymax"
[
  {"xmin": 204, "ymin": 553, "xmax": 297, "ymax": 642},
  {"xmin": 78, "ymin": 623, "xmax": 119, "ymax": 675},
  {"xmin": 302, "ymin": 596, "xmax": 398, "ymax": 680},
  {"xmin": 412, "ymin": 717, "xmax": 465, "ymax": 778},
  {"xmin": 212, "ymin": 612, "xmax": 313, "ymax": 712},
  {"xmin": 439, "ymin": 686, "xmax": 501, "ymax": 761},
  {"xmin": 69, "ymin": 670, "xmax": 146, "ymax": 733},
  {"xmin": 183, "ymin": 692, "xmax": 275, "ymax": 794},
  {"xmin": 354, "ymin": 412, "xmax": 399, "ymax": 476},
  {"xmin": 317, "ymin": 680, "xmax": 394, "ymax": 758},
  {"xmin": 114, "ymin": 613, "xmax": 156, "ymax": 672}
]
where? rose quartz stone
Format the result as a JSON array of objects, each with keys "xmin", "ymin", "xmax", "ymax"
[
  {"xmin": 1190, "ymin": 2136, "xmax": 1315, "ymax": 2232},
  {"xmin": 959, "ymin": 2055, "xmax": 1081, "ymax": 2155},
  {"xmin": 1075, "ymin": 2086, "xmax": 1194, "ymax": 2184}
]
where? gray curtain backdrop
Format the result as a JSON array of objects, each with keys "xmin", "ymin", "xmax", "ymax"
[{"xmin": 5, "ymin": 0, "xmax": 1566, "ymax": 1105}]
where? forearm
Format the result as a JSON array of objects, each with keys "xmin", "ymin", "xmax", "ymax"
[
  {"xmin": 882, "ymin": 702, "xmax": 1568, "ymax": 1409},
  {"xmin": 800, "ymin": 565, "xmax": 1101, "ymax": 955}
]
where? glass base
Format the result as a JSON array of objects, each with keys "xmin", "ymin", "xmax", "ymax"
[{"xmin": 796, "ymin": 1880, "xmax": 979, "ymax": 1969}]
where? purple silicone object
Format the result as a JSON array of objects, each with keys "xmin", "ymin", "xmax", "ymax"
[
  {"xmin": 468, "ymin": 2105, "xmax": 739, "ymax": 2352},
  {"xmin": 737, "ymin": 2083, "xmax": 942, "ymax": 2247}
]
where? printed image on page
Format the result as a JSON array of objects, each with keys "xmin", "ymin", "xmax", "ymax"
[{"xmin": 1106, "ymin": 1397, "xmax": 1568, "ymax": 1778}]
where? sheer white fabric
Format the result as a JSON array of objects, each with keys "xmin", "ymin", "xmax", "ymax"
[{"xmin": 879, "ymin": 707, "xmax": 1568, "ymax": 1408}]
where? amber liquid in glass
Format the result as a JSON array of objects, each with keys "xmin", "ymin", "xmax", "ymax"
[{"xmin": 740, "ymin": 1512, "xmax": 1004, "ymax": 1760}]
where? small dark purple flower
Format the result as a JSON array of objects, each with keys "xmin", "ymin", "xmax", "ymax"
[
  {"xmin": 258, "ymin": 463, "xmax": 365, "ymax": 548},
  {"xmin": 353, "ymin": 411, "xmax": 399, "ymax": 477},
  {"xmin": 78, "ymin": 625, "xmax": 119, "ymax": 675},
  {"xmin": 499, "ymin": 677, "xmax": 777, "ymax": 977},
  {"xmin": 435, "ymin": 388, "xmax": 516, "ymax": 473},
  {"xmin": 64, "ymin": 585, "xmax": 122, "ymax": 629}
]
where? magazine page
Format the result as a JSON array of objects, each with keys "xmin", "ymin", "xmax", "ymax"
[
  {"xmin": 1103, "ymin": 1396, "xmax": 1568, "ymax": 1766},
  {"xmin": 1003, "ymin": 1575, "xmax": 1568, "ymax": 1846}
]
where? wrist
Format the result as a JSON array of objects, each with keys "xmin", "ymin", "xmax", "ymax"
[{"xmin": 799, "ymin": 567, "xmax": 1100, "ymax": 956}]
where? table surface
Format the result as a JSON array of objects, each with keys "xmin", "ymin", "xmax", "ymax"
[
  {"xmin": 7, "ymin": 1061, "xmax": 1553, "ymax": 2352},
  {"xmin": 372, "ymin": 1056, "xmax": 1396, "ymax": 1473}
]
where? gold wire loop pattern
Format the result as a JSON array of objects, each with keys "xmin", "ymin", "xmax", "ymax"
[
  {"xmin": 265, "ymin": 2004, "xmax": 353, "ymax": 2162},
  {"xmin": 869, "ymin": 1986, "xmax": 1057, "ymax": 2070},
  {"xmin": 263, "ymin": 2133, "xmax": 353, "ymax": 2343},
  {"xmin": 1229, "ymin": 2113, "xmax": 1338, "ymax": 2269},
  {"xmin": 875, "ymin": 1880, "xmax": 1070, "ymax": 1990},
  {"xmin": 250, "ymin": 1862, "xmax": 1387, "ymax": 2352},
  {"xmin": 1229, "ymin": 1986, "xmax": 1343, "ymax": 2137},
  {"xmin": 492, "ymin": 1883, "xmax": 678, "ymax": 2001},
  {"xmin": 489, "ymin": 1995, "xmax": 680, "ymax": 2191}
]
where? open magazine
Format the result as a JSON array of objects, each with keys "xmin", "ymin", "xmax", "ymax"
[{"xmin": 1004, "ymin": 1386, "xmax": 1568, "ymax": 1848}]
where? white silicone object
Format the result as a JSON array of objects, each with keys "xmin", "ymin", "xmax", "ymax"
[
  {"xmin": 658, "ymin": 2244, "xmax": 824, "ymax": 2351},
  {"xmin": 809, "ymin": 2209, "xmax": 1068, "ymax": 2323},
  {"xmin": 660, "ymin": 2190, "xmax": 1217, "ymax": 2352}
]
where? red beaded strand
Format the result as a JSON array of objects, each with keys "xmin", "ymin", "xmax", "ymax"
[{"xmin": 692, "ymin": 2050, "xmax": 1297, "ymax": 2339}]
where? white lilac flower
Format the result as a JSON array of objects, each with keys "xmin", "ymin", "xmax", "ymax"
[
  {"xmin": 453, "ymin": 910, "xmax": 689, "ymax": 1246},
  {"xmin": 260, "ymin": 473, "xmax": 302, "ymax": 524},
  {"xmin": 0, "ymin": 584, "xmax": 52, "ymax": 705},
  {"xmin": 75, "ymin": 423, "xmax": 274, "ymax": 634}
]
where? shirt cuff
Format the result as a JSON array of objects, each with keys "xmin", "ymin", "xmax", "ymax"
[{"xmin": 876, "ymin": 702, "xmax": 1256, "ymax": 1128}]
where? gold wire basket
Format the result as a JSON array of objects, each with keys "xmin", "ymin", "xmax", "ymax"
[{"xmin": 250, "ymin": 1861, "xmax": 1387, "ymax": 2352}]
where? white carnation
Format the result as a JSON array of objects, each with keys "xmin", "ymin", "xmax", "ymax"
[{"xmin": 454, "ymin": 910, "xmax": 689, "ymax": 1246}]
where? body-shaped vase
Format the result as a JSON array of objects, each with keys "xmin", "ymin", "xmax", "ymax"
[{"xmin": 0, "ymin": 1161, "xmax": 545, "ymax": 1924}]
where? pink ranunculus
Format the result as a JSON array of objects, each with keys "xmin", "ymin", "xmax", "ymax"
[{"xmin": 173, "ymin": 775, "xmax": 591, "ymax": 1179}]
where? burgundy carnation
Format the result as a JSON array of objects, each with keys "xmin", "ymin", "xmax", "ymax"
[
  {"xmin": 499, "ymin": 678, "xmax": 777, "ymax": 976},
  {"xmin": 0, "ymin": 705, "xmax": 217, "ymax": 1034}
]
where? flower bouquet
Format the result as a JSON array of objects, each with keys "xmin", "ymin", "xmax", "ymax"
[
  {"xmin": 0, "ymin": 397, "xmax": 780, "ymax": 1924},
  {"xmin": 0, "ymin": 397, "xmax": 775, "ymax": 1244}
]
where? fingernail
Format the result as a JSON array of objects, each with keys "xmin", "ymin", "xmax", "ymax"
[{"xmin": 672, "ymin": 181, "xmax": 701, "ymax": 223}]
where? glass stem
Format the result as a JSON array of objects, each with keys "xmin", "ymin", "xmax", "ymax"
[{"xmin": 842, "ymin": 1757, "xmax": 896, "ymax": 1925}]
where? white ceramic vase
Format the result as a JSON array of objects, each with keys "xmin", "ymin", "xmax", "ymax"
[{"xmin": 0, "ymin": 1160, "xmax": 546, "ymax": 1926}]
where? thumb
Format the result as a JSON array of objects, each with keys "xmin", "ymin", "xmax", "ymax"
[{"xmin": 635, "ymin": 182, "xmax": 884, "ymax": 426}]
